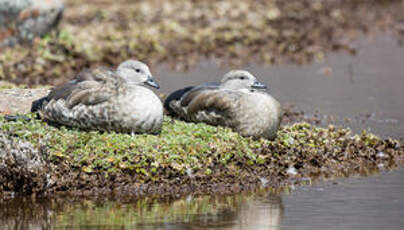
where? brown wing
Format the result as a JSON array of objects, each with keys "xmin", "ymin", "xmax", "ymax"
[
  {"xmin": 163, "ymin": 86, "xmax": 195, "ymax": 115},
  {"xmin": 31, "ymin": 67, "xmax": 117, "ymax": 112},
  {"xmin": 48, "ymin": 67, "xmax": 121, "ymax": 109},
  {"xmin": 186, "ymin": 89, "xmax": 241, "ymax": 125},
  {"xmin": 47, "ymin": 67, "xmax": 115, "ymax": 100},
  {"xmin": 164, "ymin": 83, "xmax": 220, "ymax": 116},
  {"xmin": 180, "ymin": 83, "xmax": 221, "ymax": 107}
]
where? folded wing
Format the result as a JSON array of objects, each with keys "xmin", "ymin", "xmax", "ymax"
[
  {"xmin": 185, "ymin": 89, "xmax": 241, "ymax": 126},
  {"xmin": 33, "ymin": 67, "xmax": 121, "ymax": 111}
]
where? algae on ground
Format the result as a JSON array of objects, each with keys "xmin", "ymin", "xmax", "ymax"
[
  {"xmin": 0, "ymin": 114, "xmax": 402, "ymax": 198},
  {"xmin": 1, "ymin": 0, "xmax": 403, "ymax": 85}
]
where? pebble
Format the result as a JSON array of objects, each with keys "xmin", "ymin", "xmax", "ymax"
[
  {"xmin": 376, "ymin": 151, "xmax": 385, "ymax": 158},
  {"xmin": 287, "ymin": 166, "xmax": 298, "ymax": 176},
  {"xmin": 259, "ymin": 177, "xmax": 268, "ymax": 187}
]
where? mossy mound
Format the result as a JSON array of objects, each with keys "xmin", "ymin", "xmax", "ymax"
[{"xmin": 0, "ymin": 114, "xmax": 402, "ymax": 199}]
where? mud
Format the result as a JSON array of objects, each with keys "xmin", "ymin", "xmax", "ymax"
[{"xmin": 0, "ymin": 0, "xmax": 403, "ymax": 85}]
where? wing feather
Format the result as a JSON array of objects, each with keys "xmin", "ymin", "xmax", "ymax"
[
  {"xmin": 186, "ymin": 90, "xmax": 241, "ymax": 126},
  {"xmin": 42, "ymin": 67, "xmax": 121, "ymax": 110}
]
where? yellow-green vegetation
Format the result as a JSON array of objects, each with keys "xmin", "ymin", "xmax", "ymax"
[
  {"xmin": 1, "ymin": 0, "xmax": 402, "ymax": 85},
  {"xmin": 2, "ymin": 114, "xmax": 268, "ymax": 177},
  {"xmin": 0, "ymin": 114, "xmax": 402, "ymax": 198},
  {"xmin": 0, "ymin": 81, "xmax": 18, "ymax": 90}
]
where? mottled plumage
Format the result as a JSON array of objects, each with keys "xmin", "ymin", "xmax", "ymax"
[
  {"xmin": 32, "ymin": 60, "xmax": 163, "ymax": 134},
  {"xmin": 164, "ymin": 70, "xmax": 282, "ymax": 139}
]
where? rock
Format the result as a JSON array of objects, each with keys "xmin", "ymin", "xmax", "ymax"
[
  {"xmin": 0, "ymin": 0, "xmax": 64, "ymax": 47},
  {"xmin": 0, "ymin": 131, "xmax": 49, "ymax": 195},
  {"xmin": 0, "ymin": 88, "xmax": 49, "ymax": 114}
]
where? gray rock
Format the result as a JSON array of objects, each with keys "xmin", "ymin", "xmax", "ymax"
[
  {"xmin": 0, "ymin": 87, "xmax": 50, "ymax": 114},
  {"xmin": 0, "ymin": 131, "xmax": 48, "ymax": 195},
  {"xmin": 0, "ymin": 0, "xmax": 64, "ymax": 47}
]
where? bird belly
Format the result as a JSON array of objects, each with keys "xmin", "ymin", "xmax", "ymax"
[
  {"xmin": 234, "ymin": 93, "xmax": 281, "ymax": 139},
  {"xmin": 115, "ymin": 89, "xmax": 163, "ymax": 134}
]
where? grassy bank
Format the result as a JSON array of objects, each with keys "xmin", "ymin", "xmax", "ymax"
[{"xmin": 0, "ymin": 114, "xmax": 402, "ymax": 199}]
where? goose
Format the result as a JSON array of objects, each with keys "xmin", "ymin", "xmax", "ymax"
[
  {"xmin": 164, "ymin": 70, "xmax": 282, "ymax": 139},
  {"xmin": 31, "ymin": 60, "xmax": 163, "ymax": 134}
]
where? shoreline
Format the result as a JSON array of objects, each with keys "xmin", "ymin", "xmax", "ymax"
[{"xmin": 1, "ymin": 111, "xmax": 402, "ymax": 201}]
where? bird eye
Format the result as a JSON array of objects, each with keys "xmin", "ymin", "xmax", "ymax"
[
  {"xmin": 135, "ymin": 68, "xmax": 141, "ymax": 73},
  {"xmin": 240, "ymin": 76, "xmax": 246, "ymax": 80}
]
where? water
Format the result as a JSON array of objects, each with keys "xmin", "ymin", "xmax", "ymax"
[
  {"xmin": 282, "ymin": 169, "xmax": 404, "ymax": 230},
  {"xmin": 155, "ymin": 34, "xmax": 404, "ymax": 137},
  {"xmin": 1, "ymin": 35, "xmax": 403, "ymax": 229},
  {"xmin": 1, "ymin": 169, "xmax": 403, "ymax": 229}
]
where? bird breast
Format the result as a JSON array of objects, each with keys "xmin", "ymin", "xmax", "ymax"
[
  {"xmin": 232, "ymin": 92, "xmax": 282, "ymax": 139},
  {"xmin": 116, "ymin": 85, "xmax": 163, "ymax": 132}
]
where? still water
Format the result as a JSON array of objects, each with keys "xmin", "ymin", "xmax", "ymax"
[
  {"xmin": 1, "ymin": 35, "xmax": 403, "ymax": 229},
  {"xmin": 0, "ymin": 169, "xmax": 403, "ymax": 229},
  {"xmin": 155, "ymin": 34, "xmax": 404, "ymax": 137}
]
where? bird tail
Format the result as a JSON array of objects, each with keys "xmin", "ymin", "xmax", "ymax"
[
  {"xmin": 163, "ymin": 86, "xmax": 194, "ymax": 115},
  {"xmin": 31, "ymin": 96, "xmax": 49, "ymax": 112}
]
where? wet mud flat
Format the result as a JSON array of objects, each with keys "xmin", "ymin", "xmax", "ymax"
[{"xmin": 1, "ymin": 0, "xmax": 404, "ymax": 86}]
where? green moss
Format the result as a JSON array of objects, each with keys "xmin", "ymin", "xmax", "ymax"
[
  {"xmin": 1, "ymin": 115, "xmax": 252, "ymax": 177},
  {"xmin": 0, "ymin": 81, "xmax": 19, "ymax": 90},
  {"xmin": 1, "ymin": 114, "xmax": 402, "ymax": 186}
]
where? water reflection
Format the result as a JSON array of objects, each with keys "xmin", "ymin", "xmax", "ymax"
[{"xmin": 0, "ymin": 192, "xmax": 283, "ymax": 230}]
